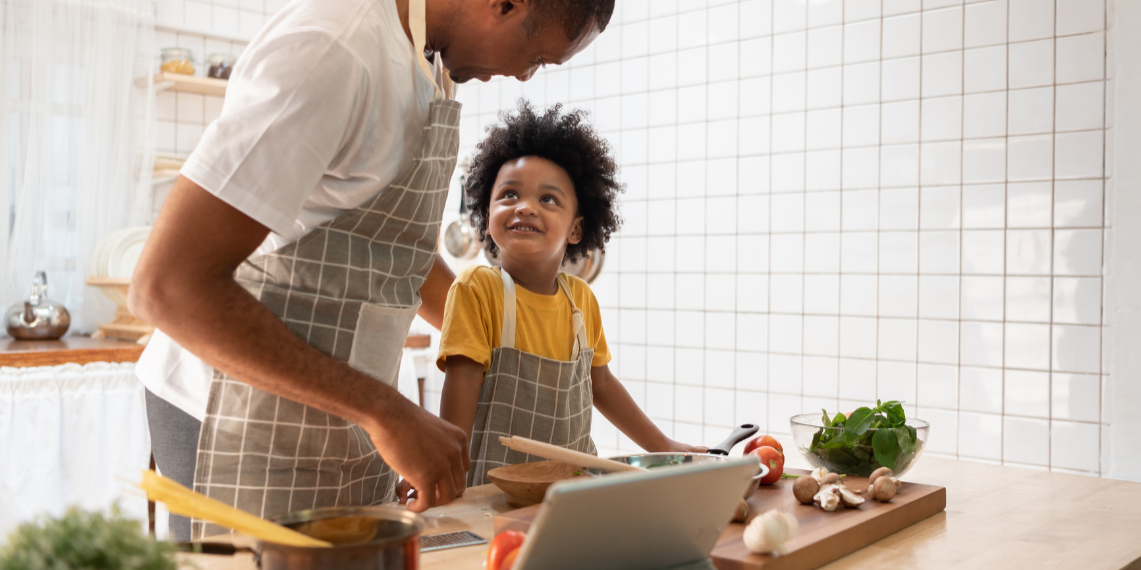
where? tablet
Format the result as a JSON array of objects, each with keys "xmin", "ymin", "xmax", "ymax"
[{"xmin": 513, "ymin": 456, "xmax": 757, "ymax": 570}]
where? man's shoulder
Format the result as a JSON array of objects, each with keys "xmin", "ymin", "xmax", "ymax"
[{"xmin": 261, "ymin": 0, "xmax": 399, "ymax": 55}]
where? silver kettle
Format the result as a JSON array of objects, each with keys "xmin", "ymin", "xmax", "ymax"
[{"xmin": 5, "ymin": 271, "xmax": 71, "ymax": 340}]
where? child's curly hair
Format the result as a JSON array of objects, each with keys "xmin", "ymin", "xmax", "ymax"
[{"xmin": 465, "ymin": 100, "xmax": 624, "ymax": 264}]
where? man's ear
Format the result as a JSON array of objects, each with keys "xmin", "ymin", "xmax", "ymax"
[
  {"xmin": 488, "ymin": 0, "xmax": 530, "ymax": 19},
  {"xmin": 567, "ymin": 216, "xmax": 584, "ymax": 245}
]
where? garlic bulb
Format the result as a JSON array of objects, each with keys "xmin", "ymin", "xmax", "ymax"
[{"xmin": 742, "ymin": 510, "xmax": 799, "ymax": 555}]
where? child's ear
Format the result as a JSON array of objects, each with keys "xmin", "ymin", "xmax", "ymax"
[{"xmin": 567, "ymin": 215, "xmax": 584, "ymax": 245}]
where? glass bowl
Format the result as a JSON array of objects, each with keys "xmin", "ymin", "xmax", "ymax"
[{"xmin": 790, "ymin": 413, "xmax": 930, "ymax": 477}]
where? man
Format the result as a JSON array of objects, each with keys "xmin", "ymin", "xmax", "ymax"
[{"xmin": 129, "ymin": 0, "xmax": 612, "ymax": 541}]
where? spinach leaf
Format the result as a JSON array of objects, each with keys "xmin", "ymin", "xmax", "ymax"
[
  {"xmin": 822, "ymin": 409, "xmax": 832, "ymax": 428},
  {"xmin": 809, "ymin": 430, "xmax": 822, "ymax": 452},
  {"xmin": 892, "ymin": 426, "xmax": 915, "ymax": 455},
  {"xmin": 872, "ymin": 428, "xmax": 900, "ymax": 470},
  {"xmin": 845, "ymin": 407, "xmax": 875, "ymax": 436},
  {"xmin": 883, "ymin": 401, "xmax": 906, "ymax": 427},
  {"xmin": 832, "ymin": 412, "xmax": 848, "ymax": 426}
]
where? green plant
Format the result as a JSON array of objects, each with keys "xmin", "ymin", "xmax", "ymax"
[
  {"xmin": 805, "ymin": 400, "xmax": 923, "ymax": 477},
  {"xmin": 0, "ymin": 505, "xmax": 177, "ymax": 570}
]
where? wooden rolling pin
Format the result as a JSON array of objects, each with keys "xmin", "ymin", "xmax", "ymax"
[
  {"xmin": 498, "ymin": 436, "xmax": 645, "ymax": 473},
  {"xmin": 497, "ymin": 436, "xmax": 751, "ymax": 522}
]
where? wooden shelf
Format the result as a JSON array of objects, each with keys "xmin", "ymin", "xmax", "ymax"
[
  {"xmin": 137, "ymin": 72, "xmax": 227, "ymax": 97},
  {"xmin": 0, "ymin": 337, "xmax": 146, "ymax": 367}
]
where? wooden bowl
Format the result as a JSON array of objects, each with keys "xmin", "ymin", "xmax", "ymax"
[{"xmin": 487, "ymin": 461, "xmax": 584, "ymax": 507}]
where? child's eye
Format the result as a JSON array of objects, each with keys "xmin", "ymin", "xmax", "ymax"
[
  {"xmin": 501, "ymin": 190, "xmax": 518, "ymax": 199},
  {"xmin": 541, "ymin": 195, "xmax": 557, "ymax": 204}
]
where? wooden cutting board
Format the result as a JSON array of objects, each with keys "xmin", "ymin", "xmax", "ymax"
[{"xmin": 494, "ymin": 468, "xmax": 946, "ymax": 570}]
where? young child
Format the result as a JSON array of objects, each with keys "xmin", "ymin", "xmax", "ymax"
[{"xmin": 437, "ymin": 101, "xmax": 703, "ymax": 487}]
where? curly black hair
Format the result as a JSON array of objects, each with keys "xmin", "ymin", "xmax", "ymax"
[
  {"xmin": 523, "ymin": 0, "xmax": 616, "ymax": 40},
  {"xmin": 465, "ymin": 100, "xmax": 624, "ymax": 264}
]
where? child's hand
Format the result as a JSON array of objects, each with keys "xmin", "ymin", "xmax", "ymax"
[{"xmin": 658, "ymin": 438, "xmax": 709, "ymax": 454}]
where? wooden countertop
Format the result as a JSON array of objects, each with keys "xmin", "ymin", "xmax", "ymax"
[
  {"xmin": 0, "ymin": 337, "xmax": 146, "ymax": 367},
  {"xmin": 0, "ymin": 334, "xmax": 433, "ymax": 368},
  {"xmin": 181, "ymin": 456, "xmax": 1141, "ymax": 570}
]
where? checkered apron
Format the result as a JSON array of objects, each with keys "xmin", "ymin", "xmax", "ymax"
[
  {"xmin": 190, "ymin": 0, "xmax": 459, "ymax": 539},
  {"xmin": 466, "ymin": 269, "xmax": 598, "ymax": 486}
]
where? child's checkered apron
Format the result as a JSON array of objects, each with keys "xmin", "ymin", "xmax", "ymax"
[
  {"xmin": 466, "ymin": 269, "xmax": 598, "ymax": 486},
  {"xmin": 189, "ymin": 0, "xmax": 460, "ymax": 538}
]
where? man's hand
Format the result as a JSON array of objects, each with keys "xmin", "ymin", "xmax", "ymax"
[{"xmin": 366, "ymin": 395, "xmax": 470, "ymax": 512}]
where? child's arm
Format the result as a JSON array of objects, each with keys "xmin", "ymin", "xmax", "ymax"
[
  {"xmin": 397, "ymin": 359, "xmax": 484, "ymax": 506},
  {"xmin": 440, "ymin": 355, "xmax": 485, "ymax": 444},
  {"xmin": 590, "ymin": 364, "xmax": 706, "ymax": 453}
]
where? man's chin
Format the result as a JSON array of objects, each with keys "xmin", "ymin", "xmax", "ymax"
[{"xmin": 449, "ymin": 74, "xmax": 476, "ymax": 84}]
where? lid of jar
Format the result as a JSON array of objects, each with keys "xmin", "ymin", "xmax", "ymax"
[
  {"xmin": 207, "ymin": 53, "xmax": 237, "ymax": 64},
  {"xmin": 161, "ymin": 46, "xmax": 193, "ymax": 60}
]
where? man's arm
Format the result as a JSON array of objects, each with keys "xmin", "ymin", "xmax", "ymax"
[
  {"xmin": 129, "ymin": 177, "xmax": 469, "ymax": 511},
  {"xmin": 417, "ymin": 253, "xmax": 455, "ymax": 330}
]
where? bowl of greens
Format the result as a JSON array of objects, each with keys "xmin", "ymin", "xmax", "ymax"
[{"xmin": 790, "ymin": 400, "xmax": 929, "ymax": 478}]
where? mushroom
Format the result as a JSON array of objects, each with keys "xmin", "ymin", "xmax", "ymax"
[
  {"xmin": 868, "ymin": 467, "xmax": 894, "ymax": 486},
  {"xmin": 868, "ymin": 476, "xmax": 903, "ymax": 502},
  {"xmin": 742, "ymin": 510, "xmax": 799, "ymax": 555},
  {"xmin": 836, "ymin": 485, "xmax": 865, "ymax": 508},
  {"xmin": 792, "ymin": 475, "xmax": 820, "ymax": 504},
  {"xmin": 819, "ymin": 472, "xmax": 841, "ymax": 486},
  {"xmin": 813, "ymin": 485, "xmax": 842, "ymax": 512},
  {"xmin": 733, "ymin": 498, "xmax": 750, "ymax": 522},
  {"xmin": 809, "ymin": 467, "xmax": 830, "ymax": 482}
]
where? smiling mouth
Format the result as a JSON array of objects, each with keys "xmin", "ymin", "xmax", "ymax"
[{"xmin": 509, "ymin": 223, "xmax": 542, "ymax": 234}]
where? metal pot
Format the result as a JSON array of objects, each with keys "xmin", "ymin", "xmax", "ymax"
[
  {"xmin": 5, "ymin": 271, "xmax": 70, "ymax": 340},
  {"xmin": 562, "ymin": 248, "xmax": 605, "ymax": 284},
  {"xmin": 585, "ymin": 423, "xmax": 768, "ymax": 498},
  {"xmin": 443, "ymin": 173, "xmax": 480, "ymax": 259},
  {"xmin": 257, "ymin": 506, "xmax": 426, "ymax": 570}
]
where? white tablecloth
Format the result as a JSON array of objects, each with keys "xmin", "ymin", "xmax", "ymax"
[{"xmin": 0, "ymin": 362, "xmax": 150, "ymax": 542}]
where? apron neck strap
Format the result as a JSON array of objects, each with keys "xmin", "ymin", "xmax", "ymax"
[
  {"xmin": 408, "ymin": 0, "xmax": 454, "ymax": 100},
  {"xmin": 499, "ymin": 270, "xmax": 588, "ymax": 359}
]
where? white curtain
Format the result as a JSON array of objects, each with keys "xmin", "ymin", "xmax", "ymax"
[
  {"xmin": 1, "ymin": 0, "xmax": 155, "ymax": 333},
  {"xmin": 0, "ymin": 363, "xmax": 151, "ymax": 541}
]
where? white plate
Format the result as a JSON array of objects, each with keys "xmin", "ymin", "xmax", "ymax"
[
  {"xmin": 108, "ymin": 227, "xmax": 152, "ymax": 279},
  {"xmin": 92, "ymin": 227, "xmax": 132, "ymax": 278}
]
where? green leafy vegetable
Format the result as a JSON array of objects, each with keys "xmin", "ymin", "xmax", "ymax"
[
  {"xmin": 0, "ymin": 505, "xmax": 177, "ymax": 570},
  {"xmin": 801, "ymin": 401, "xmax": 924, "ymax": 477}
]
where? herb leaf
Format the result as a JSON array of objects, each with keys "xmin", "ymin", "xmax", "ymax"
[
  {"xmin": 872, "ymin": 428, "xmax": 900, "ymax": 470},
  {"xmin": 845, "ymin": 407, "xmax": 876, "ymax": 436}
]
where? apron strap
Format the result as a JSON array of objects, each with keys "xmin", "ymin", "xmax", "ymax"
[
  {"xmin": 498, "ymin": 269, "xmax": 588, "ymax": 359},
  {"xmin": 500, "ymin": 269, "xmax": 518, "ymax": 349},
  {"xmin": 409, "ymin": 0, "xmax": 454, "ymax": 100},
  {"xmin": 556, "ymin": 274, "xmax": 589, "ymax": 361}
]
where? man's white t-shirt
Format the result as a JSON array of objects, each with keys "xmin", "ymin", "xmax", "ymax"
[{"xmin": 136, "ymin": 0, "xmax": 442, "ymax": 420}]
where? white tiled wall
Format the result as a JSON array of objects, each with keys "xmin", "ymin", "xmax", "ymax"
[
  {"xmin": 452, "ymin": 0, "xmax": 1110, "ymax": 476},
  {"xmin": 150, "ymin": 0, "xmax": 1113, "ymax": 476}
]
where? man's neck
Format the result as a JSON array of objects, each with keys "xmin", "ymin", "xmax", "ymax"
[{"xmin": 394, "ymin": 0, "xmax": 450, "ymax": 52}]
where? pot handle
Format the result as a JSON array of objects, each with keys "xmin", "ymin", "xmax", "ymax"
[{"xmin": 707, "ymin": 423, "xmax": 759, "ymax": 456}]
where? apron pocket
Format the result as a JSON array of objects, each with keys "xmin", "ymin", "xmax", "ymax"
[{"xmin": 348, "ymin": 302, "xmax": 421, "ymax": 388}]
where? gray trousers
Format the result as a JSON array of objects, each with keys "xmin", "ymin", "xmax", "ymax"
[{"xmin": 144, "ymin": 389, "xmax": 200, "ymax": 542}]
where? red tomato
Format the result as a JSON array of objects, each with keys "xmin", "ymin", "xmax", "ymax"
[
  {"xmin": 502, "ymin": 547, "xmax": 520, "ymax": 570},
  {"xmin": 743, "ymin": 435, "xmax": 784, "ymax": 456},
  {"xmin": 751, "ymin": 446, "xmax": 784, "ymax": 485},
  {"xmin": 487, "ymin": 530, "xmax": 525, "ymax": 570}
]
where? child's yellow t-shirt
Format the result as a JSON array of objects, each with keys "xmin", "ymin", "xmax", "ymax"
[{"xmin": 437, "ymin": 265, "xmax": 611, "ymax": 372}]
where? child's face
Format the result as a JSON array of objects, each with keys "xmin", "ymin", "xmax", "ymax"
[{"xmin": 487, "ymin": 156, "xmax": 584, "ymax": 265}]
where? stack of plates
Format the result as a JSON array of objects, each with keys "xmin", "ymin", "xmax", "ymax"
[{"xmin": 90, "ymin": 226, "xmax": 151, "ymax": 305}]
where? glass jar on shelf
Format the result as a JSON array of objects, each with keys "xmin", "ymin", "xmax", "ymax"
[
  {"xmin": 160, "ymin": 47, "xmax": 195, "ymax": 75},
  {"xmin": 207, "ymin": 53, "xmax": 237, "ymax": 80}
]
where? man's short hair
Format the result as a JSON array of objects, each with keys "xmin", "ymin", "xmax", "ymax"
[{"xmin": 523, "ymin": 0, "xmax": 616, "ymax": 40}]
